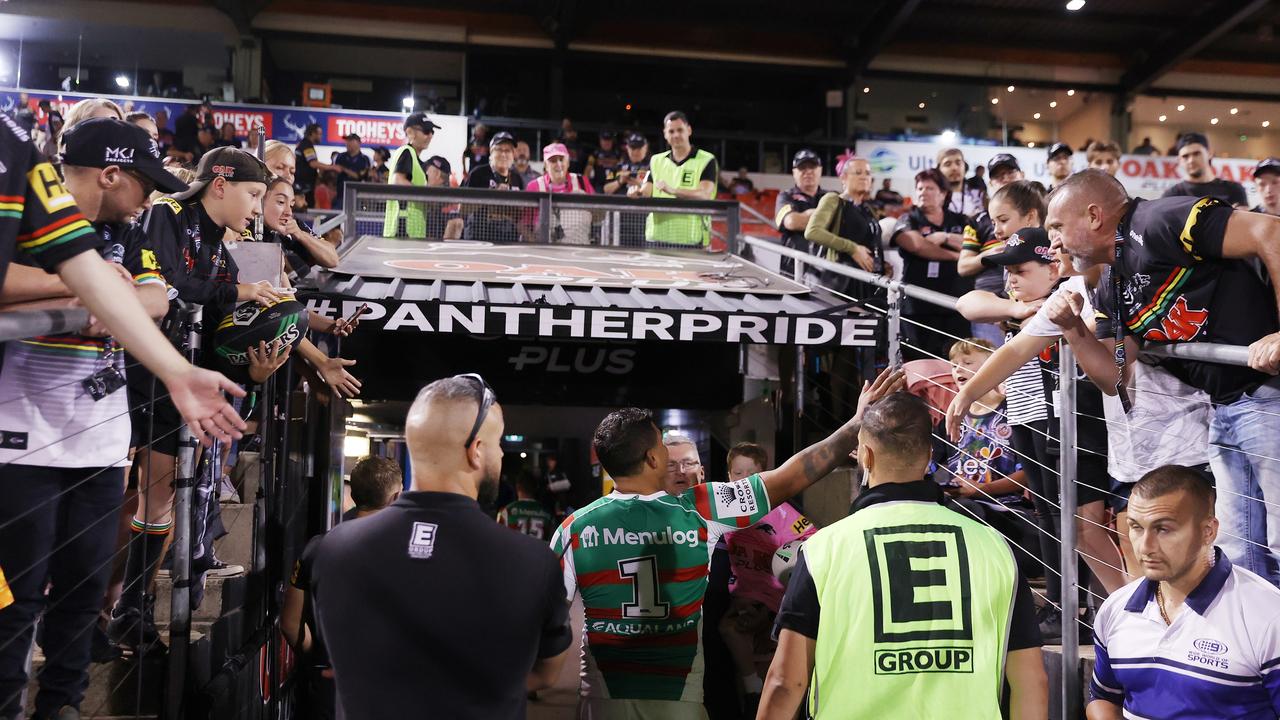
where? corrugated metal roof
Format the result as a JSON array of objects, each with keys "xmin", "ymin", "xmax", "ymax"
[{"xmin": 308, "ymin": 266, "xmax": 857, "ymax": 317}]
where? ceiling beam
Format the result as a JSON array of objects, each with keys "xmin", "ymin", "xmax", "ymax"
[
  {"xmin": 1118, "ymin": 0, "xmax": 1270, "ymax": 95},
  {"xmin": 847, "ymin": 0, "xmax": 925, "ymax": 78}
]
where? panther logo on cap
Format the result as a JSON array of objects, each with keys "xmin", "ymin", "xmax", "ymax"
[{"xmin": 1005, "ymin": 234, "xmax": 1023, "ymax": 246}]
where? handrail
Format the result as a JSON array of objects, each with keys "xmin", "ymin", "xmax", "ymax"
[
  {"xmin": 341, "ymin": 182, "xmax": 739, "ymax": 214},
  {"xmin": 743, "ymin": 235, "xmax": 960, "ymax": 311},
  {"xmin": 745, "ymin": 234, "xmax": 1256, "ymax": 369},
  {"xmin": 0, "ymin": 308, "xmax": 90, "ymax": 344},
  {"xmin": 312, "ymin": 211, "xmax": 346, "ymax": 237}
]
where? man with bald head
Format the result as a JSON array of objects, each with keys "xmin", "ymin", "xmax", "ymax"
[
  {"xmin": 309, "ymin": 374, "xmax": 572, "ymax": 719},
  {"xmin": 1044, "ymin": 168, "xmax": 1280, "ymax": 585}
]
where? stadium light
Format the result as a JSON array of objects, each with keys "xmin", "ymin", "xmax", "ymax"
[
  {"xmin": 1210, "ymin": 117, "xmax": 1219, "ymax": 125},
  {"xmin": 1159, "ymin": 114, "xmax": 1167, "ymax": 122},
  {"xmin": 940, "ymin": 129, "xmax": 957, "ymax": 141},
  {"xmin": 991, "ymin": 98, "xmax": 999, "ymax": 105},
  {"xmin": 1033, "ymin": 112, "xmax": 1041, "ymax": 119},
  {"xmin": 862, "ymin": 86, "xmax": 870, "ymax": 94},
  {"xmin": 918, "ymin": 102, "xmax": 926, "ymax": 109},
  {"xmin": 1177, "ymin": 104, "xmax": 1186, "ymax": 111},
  {"xmin": 402, "ymin": 96, "xmax": 415, "ymax": 110},
  {"xmin": 1265, "ymin": 121, "xmax": 1272, "ymax": 128},
  {"xmin": 1066, "ymin": 0, "xmax": 1085, "ymax": 10},
  {"xmin": 1049, "ymin": 101, "xmax": 1058, "ymax": 108},
  {"xmin": 1026, "ymin": 142, "xmax": 1034, "ymax": 148},
  {"xmin": 1067, "ymin": 89, "xmax": 1076, "ymax": 96},
  {"xmin": 1230, "ymin": 107, "xmax": 1239, "ymax": 115},
  {"xmin": 1007, "ymin": 85, "xmax": 1015, "ymax": 92},
  {"xmin": 114, "ymin": 75, "xmax": 130, "ymax": 89}
]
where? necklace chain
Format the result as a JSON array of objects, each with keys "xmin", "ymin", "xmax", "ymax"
[{"xmin": 1156, "ymin": 584, "xmax": 1172, "ymax": 626}]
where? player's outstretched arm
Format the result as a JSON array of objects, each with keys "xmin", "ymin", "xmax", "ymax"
[
  {"xmin": 55, "ymin": 251, "xmax": 246, "ymax": 445},
  {"xmin": 756, "ymin": 629, "xmax": 814, "ymax": 720},
  {"xmin": 760, "ymin": 366, "xmax": 905, "ymax": 508}
]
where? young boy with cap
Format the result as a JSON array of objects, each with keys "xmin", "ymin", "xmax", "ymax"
[
  {"xmin": 1163, "ymin": 132, "xmax": 1248, "ymax": 207},
  {"xmin": 1252, "ymin": 157, "xmax": 1280, "ymax": 216},
  {"xmin": 0, "ymin": 117, "xmax": 189, "ymax": 720},
  {"xmin": 382, "ymin": 112, "xmax": 439, "ymax": 239},
  {"xmin": 1046, "ymin": 143, "xmax": 1073, "ymax": 192}
]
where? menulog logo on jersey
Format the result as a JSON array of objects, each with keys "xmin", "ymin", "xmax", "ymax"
[
  {"xmin": 578, "ymin": 525, "xmax": 698, "ymax": 548},
  {"xmin": 328, "ymin": 117, "xmax": 406, "ymax": 145}
]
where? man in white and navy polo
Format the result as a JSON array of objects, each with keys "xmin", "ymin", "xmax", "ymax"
[{"xmin": 1088, "ymin": 465, "xmax": 1280, "ymax": 720}]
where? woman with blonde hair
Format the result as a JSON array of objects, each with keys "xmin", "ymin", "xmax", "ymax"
[{"xmin": 58, "ymin": 98, "xmax": 125, "ymax": 156}]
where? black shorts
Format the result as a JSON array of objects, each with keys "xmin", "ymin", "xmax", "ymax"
[{"xmin": 127, "ymin": 367, "xmax": 183, "ymax": 456}]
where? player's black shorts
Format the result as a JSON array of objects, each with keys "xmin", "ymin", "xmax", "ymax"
[{"xmin": 127, "ymin": 366, "xmax": 183, "ymax": 457}]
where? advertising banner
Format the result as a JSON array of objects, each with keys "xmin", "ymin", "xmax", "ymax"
[
  {"xmin": 855, "ymin": 139, "xmax": 1266, "ymax": 207},
  {"xmin": 0, "ymin": 87, "xmax": 468, "ymax": 178}
]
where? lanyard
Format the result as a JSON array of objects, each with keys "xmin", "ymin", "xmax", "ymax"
[{"xmin": 1113, "ymin": 233, "xmax": 1133, "ymax": 413}]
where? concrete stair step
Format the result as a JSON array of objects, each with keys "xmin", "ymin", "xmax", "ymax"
[
  {"xmin": 153, "ymin": 572, "xmax": 248, "ymax": 624},
  {"xmin": 212, "ymin": 501, "xmax": 254, "ymax": 569},
  {"xmin": 25, "ymin": 624, "xmax": 212, "ymax": 719}
]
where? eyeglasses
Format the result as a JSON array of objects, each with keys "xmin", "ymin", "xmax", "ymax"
[
  {"xmin": 457, "ymin": 373, "xmax": 496, "ymax": 449},
  {"xmin": 122, "ymin": 168, "xmax": 156, "ymax": 198},
  {"xmin": 666, "ymin": 459, "xmax": 702, "ymax": 472}
]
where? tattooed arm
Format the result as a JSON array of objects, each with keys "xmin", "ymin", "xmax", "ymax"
[{"xmin": 760, "ymin": 367, "xmax": 906, "ymax": 508}]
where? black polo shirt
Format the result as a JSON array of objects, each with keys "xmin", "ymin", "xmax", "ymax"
[
  {"xmin": 774, "ymin": 186, "xmax": 828, "ymax": 276},
  {"xmin": 774, "ymin": 479, "xmax": 1040, "ymax": 651},
  {"xmin": 310, "ymin": 491, "xmax": 572, "ymax": 720},
  {"xmin": 1092, "ymin": 196, "xmax": 1276, "ymax": 404},
  {"xmin": 295, "ymin": 139, "xmax": 319, "ymax": 191},
  {"xmin": 890, "ymin": 206, "xmax": 974, "ymax": 308},
  {"xmin": 1162, "ymin": 178, "xmax": 1248, "ymax": 207}
]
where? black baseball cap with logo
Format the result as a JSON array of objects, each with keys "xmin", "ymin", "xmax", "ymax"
[
  {"xmin": 792, "ymin": 149, "xmax": 821, "ymax": 169},
  {"xmin": 403, "ymin": 112, "xmax": 441, "ymax": 133},
  {"xmin": 60, "ymin": 117, "xmax": 189, "ymax": 194},
  {"xmin": 599, "ymin": 130, "xmax": 616, "ymax": 140},
  {"xmin": 1176, "ymin": 132, "xmax": 1210, "ymax": 153},
  {"xmin": 489, "ymin": 131, "xmax": 517, "ymax": 150},
  {"xmin": 987, "ymin": 153, "xmax": 1020, "ymax": 175},
  {"xmin": 426, "ymin": 156, "xmax": 451, "ymax": 175},
  {"xmin": 343, "ymin": 132, "xmax": 361, "ymax": 141},
  {"xmin": 1047, "ymin": 142, "xmax": 1073, "ymax": 160},
  {"xmin": 625, "ymin": 132, "xmax": 647, "ymax": 148},
  {"xmin": 1255, "ymin": 157, "xmax": 1280, "ymax": 178},
  {"xmin": 982, "ymin": 226, "xmax": 1055, "ymax": 268},
  {"xmin": 171, "ymin": 146, "xmax": 272, "ymax": 201}
]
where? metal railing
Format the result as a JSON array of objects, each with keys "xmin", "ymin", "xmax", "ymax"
[
  {"xmin": 340, "ymin": 182, "xmax": 742, "ymax": 252},
  {"xmin": 744, "ymin": 233, "xmax": 1255, "ymax": 719}
]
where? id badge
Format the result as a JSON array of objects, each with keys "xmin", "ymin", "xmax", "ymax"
[
  {"xmin": 927, "ymin": 261, "xmax": 940, "ymax": 278},
  {"xmin": 83, "ymin": 365, "xmax": 125, "ymax": 401}
]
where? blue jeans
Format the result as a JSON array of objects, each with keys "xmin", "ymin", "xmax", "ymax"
[{"xmin": 1209, "ymin": 378, "xmax": 1280, "ymax": 585}]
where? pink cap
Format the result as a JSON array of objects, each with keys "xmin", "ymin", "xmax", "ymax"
[{"xmin": 543, "ymin": 142, "xmax": 570, "ymax": 160}]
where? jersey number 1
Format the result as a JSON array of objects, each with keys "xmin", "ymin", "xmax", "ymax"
[{"xmin": 618, "ymin": 556, "xmax": 670, "ymax": 620}]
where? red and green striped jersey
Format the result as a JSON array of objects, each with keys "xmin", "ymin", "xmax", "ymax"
[
  {"xmin": 548, "ymin": 475, "xmax": 771, "ymax": 702},
  {"xmin": 496, "ymin": 499, "xmax": 554, "ymax": 542}
]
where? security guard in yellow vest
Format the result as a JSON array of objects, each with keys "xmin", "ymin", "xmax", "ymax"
[
  {"xmin": 758, "ymin": 393, "xmax": 1048, "ymax": 720},
  {"xmin": 382, "ymin": 112, "xmax": 439, "ymax": 238},
  {"xmin": 636, "ymin": 111, "xmax": 718, "ymax": 247}
]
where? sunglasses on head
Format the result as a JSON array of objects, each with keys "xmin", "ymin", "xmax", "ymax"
[{"xmin": 456, "ymin": 373, "xmax": 496, "ymax": 449}]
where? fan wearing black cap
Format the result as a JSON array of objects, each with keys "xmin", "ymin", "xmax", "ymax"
[
  {"xmin": 774, "ymin": 149, "xmax": 830, "ymax": 276},
  {"xmin": 959, "ymin": 154, "xmax": 1024, "ymax": 294},
  {"xmin": 1046, "ymin": 143, "xmax": 1074, "ymax": 192},
  {"xmin": 462, "ymin": 131, "xmax": 523, "ymax": 242},
  {"xmin": 424, "ymin": 156, "xmax": 463, "ymax": 239},
  {"xmin": 332, "ymin": 132, "xmax": 371, "ymax": 210},
  {"xmin": 588, "ymin": 130, "xmax": 622, "ymax": 192},
  {"xmin": 295, "ymin": 123, "xmax": 341, "ymax": 209},
  {"xmin": 1252, "ymin": 158, "xmax": 1280, "ymax": 216},
  {"xmin": 382, "ymin": 112, "xmax": 439, "ymax": 239},
  {"xmin": 1163, "ymin": 132, "xmax": 1248, "ymax": 207},
  {"xmin": 605, "ymin": 133, "xmax": 651, "ymax": 196},
  {"xmin": 0, "ymin": 118, "xmax": 248, "ymax": 720}
]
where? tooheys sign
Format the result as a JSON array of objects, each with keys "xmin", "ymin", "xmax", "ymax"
[{"xmin": 305, "ymin": 297, "xmax": 878, "ymax": 346}]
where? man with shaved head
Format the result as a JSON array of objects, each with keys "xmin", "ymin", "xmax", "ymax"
[
  {"xmin": 309, "ymin": 374, "xmax": 572, "ymax": 719},
  {"xmin": 1044, "ymin": 169, "xmax": 1280, "ymax": 586}
]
